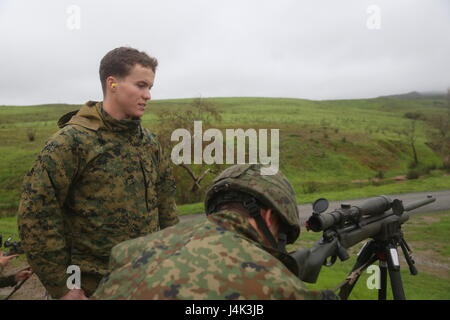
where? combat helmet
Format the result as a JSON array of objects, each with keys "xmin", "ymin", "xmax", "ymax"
[{"xmin": 205, "ymin": 164, "xmax": 301, "ymax": 248}]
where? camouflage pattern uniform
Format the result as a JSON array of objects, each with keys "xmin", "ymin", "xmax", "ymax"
[
  {"xmin": 17, "ymin": 101, "xmax": 179, "ymax": 298},
  {"xmin": 92, "ymin": 212, "xmax": 324, "ymax": 300},
  {"xmin": 92, "ymin": 164, "xmax": 328, "ymax": 300}
]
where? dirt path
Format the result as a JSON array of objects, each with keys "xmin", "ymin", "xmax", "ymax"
[{"xmin": 0, "ymin": 266, "xmax": 47, "ymax": 300}]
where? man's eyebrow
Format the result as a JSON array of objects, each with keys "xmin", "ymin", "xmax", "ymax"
[{"xmin": 137, "ymin": 80, "xmax": 153, "ymax": 87}]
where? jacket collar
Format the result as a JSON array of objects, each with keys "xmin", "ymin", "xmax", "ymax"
[{"xmin": 58, "ymin": 101, "xmax": 141, "ymax": 133}]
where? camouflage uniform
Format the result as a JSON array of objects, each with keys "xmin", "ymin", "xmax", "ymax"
[
  {"xmin": 92, "ymin": 211, "xmax": 325, "ymax": 300},
  {"xmin": 17, "ymin": 101, "xmax": 179, "ymax": 298}
]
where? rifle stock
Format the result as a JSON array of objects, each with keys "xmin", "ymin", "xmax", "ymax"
[{"xmin": 291, "ymin": 237, "xmax": 339, "ymax": 283}]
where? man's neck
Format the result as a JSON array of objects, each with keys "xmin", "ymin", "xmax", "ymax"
[{"xmin": 102, "ymin": 97, "xmax": 127, "ymax": 120}]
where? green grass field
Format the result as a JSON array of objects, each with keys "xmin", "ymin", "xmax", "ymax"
[{"xmin": 1, "ymin": 96, "xmax": 449, "ymax": 216}]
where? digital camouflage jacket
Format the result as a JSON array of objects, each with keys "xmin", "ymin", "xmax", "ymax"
[
  {"xmin": 17, "ymin": 101, "xmax": 179, "ymax": 298},
  {"xmin": 92, "ymin": 209, "xmax": 326, "ymax": 300}
]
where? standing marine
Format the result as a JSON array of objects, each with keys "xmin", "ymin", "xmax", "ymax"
[
  {"xmin": 92, "ymin": 164, "xmax": 337, "ymax": 300},
  {"xmin": 17, "ymin": 47, "xmax": 179, "ymax": 299}
]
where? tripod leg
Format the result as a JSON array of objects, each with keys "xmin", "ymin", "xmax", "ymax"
[
  {"xmin": 386, "ymin": 245, "xmax": 406, "ymax": 300},
  {"xmin": 339, "ymin": 241, "xmax": 377, "ymax": 300},
  {"xmin": 399, "ymin": 238, "xmax": 418, "ymax": 275},
  {"xmin": 378, "ymin": 260, "xmax": 387, "ymax": 300}
]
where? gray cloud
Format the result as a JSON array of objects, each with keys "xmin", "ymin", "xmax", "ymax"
[{"xmin": 0, "ymin": 0, "xmax": 449, "ymax": 105}]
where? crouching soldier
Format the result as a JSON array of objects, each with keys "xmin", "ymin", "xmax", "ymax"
[{"xmin": 91, "ymin": 164, "xmax": 337, "ymax": 300}]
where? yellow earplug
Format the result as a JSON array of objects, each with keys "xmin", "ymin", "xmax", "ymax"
[{"xmin": 111, "ymin": 83, "xmax": 117, "ymax": 88}]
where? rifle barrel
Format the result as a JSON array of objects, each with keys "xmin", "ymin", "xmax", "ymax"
[{"xmin": 403, "ymin": 196, "xmax": 436, "ymax": 212}]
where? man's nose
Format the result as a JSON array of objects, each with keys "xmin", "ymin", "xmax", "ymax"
[{"xmin": 143, "ymin": 90, "xmax": 151, "ymax": 101}]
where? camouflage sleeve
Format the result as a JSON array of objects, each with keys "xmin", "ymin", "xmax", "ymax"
[
  {"xmin": 17, "ymin": 129, "xmax": 80, "ymax": 298},
  {"xmin": 155, "ymin": 141, "xmax": 179, "ymax": 229},
  {"xmin": 0, "ymin": 275, "xmax": 16, "ymax": 288}
]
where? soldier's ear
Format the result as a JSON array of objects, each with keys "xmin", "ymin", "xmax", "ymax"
[
  {"xmin": 262, "ymin": 209, "xmax": 281, "ymax": 234},
  {"xmin": 106, "ymin": 77, "xmax": 118, "ymax": 91},
  {"xmin": 260, "ymin": 209, "xmax": 273, "ymax": 227}
]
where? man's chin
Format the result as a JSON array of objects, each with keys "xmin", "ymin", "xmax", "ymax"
[{"xmin": 130, "ymin": 110, "xmax": 145, "ymax": 119}]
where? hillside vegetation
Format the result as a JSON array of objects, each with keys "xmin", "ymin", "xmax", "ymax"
[{"xmin": 0, "ymin": 97, "xmax": 449, "ymax": 216}]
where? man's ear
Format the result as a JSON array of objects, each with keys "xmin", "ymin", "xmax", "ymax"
[
  {"xmin": 260, "ymin": 208, "xmax": 280, "ymax": 238},
  {"xmin": 106, "ymin": 76, "xmax": 118, "ymax": 90},
  {"xmin": 260, "ymin": 208, "xmax": 274, "ymax": 227}
]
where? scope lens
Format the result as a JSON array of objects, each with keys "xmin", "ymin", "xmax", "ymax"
[{"xmin": 307, "ymin": 216, "xmax": 323, "ymax": 232}]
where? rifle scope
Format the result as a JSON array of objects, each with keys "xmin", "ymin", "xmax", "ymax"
[{"xmin": 307, "ymin": 196, "xmax": 392, "ymax": 232}]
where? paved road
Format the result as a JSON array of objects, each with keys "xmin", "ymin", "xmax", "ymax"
[{"xmin": 180, "ymin": 190, "xmax": 450, "ymax": 223}]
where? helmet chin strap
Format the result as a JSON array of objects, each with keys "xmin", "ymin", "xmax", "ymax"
[
  {"xmin": 243, "ymin": 198, "xmax": 287, "ymax": 253},
  {"xmin": 277, "ymin": 232, "xmax": 287, "ymax": 253}
]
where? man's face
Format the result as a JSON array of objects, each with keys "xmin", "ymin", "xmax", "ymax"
[{"xmin": 111, "ymin": 64, "xmax": 155, "ymax": 119}]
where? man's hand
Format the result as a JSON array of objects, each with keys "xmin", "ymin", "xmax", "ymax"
[
  {"xmin": 0, "ymin": 251, "xmax": 18, "ymax": 267},
  {"xmin": 14, "ymin": 267, "xmax": 33, "ymax": 282},
  {"xmin": 60, "ymin": 289, "xmax": 89, "ymax": 300}
]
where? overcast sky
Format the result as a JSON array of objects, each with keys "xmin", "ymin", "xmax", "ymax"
[{"xmin": 0, "ymin": 0, "xmax": 449, "ymax": 105}]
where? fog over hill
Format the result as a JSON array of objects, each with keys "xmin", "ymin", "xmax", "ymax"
[{"xmin": 378, "ymin": 91, "xmax": 449, "ymax": 100}]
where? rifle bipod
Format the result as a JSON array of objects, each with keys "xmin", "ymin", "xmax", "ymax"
[{"xmin": 335, "ymin": 235, "xmax": 418, "ymax": 300}]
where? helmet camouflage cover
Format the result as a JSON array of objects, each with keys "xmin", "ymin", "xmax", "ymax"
[{"xmin": 205, "ymin": 164, "xmax": 300, "ymax": 243}]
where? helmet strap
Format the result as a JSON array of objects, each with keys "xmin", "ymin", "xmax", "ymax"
[
  {"xmin": 277, "ymin": 232, "xmax": 287, "ymax": 253},
  {"xmin": 243, "ymin": 197, "xmax": 280, "ymax": 251}
]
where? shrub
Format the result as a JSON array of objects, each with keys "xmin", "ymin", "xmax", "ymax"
[
  {"xmin": 26, "ymin": 129, "xmax": 36, "ymax": 142},
  {"xmin": 370, "ymin": 178, "xmax": 382, "ymax": 186},
  {"xmin": 404, "ymin": 112, "xmax": 424, "ymax": 120},
  {"xmin": 302, "ymin": 181, "xmax": 320, "ymax": 194},
  {"xmin": 375, "ymin": 171, "xmax": 385, "ymax": 179},
  {"xmin": 441, "ymin": 162, "xmax": 450, "ymax": 172},
  {"xmin": 406, "ymin": 169, "xmax": 420, "ymax": 180},
  {"xmin": 408, "ymin": 161, "xmax": 418, "ymax": 169},
  {"xmin": 424, "ymin": 165, "xmax": 437, "ymax": 174}
]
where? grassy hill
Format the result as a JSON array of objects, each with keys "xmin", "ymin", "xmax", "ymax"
[{"xmin": 0, "ymin": 96, "xmax": 449, "ymax": 216}]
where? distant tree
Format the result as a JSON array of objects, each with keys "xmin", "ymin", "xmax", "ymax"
[
  {"xmin": 154, "ymin": 97, "xmax": 223, "ymax": 204},
  {"xmin": 405, "ymin": 119, "xmax": 419, "ymax": 166},
  {"xmin": 425, "ymin": 88, "xmax": 450, "ymax": 169},
  {"xmin": 403, "ymin": 112, "xmax": 424, "ymax": 120},
  {"xmin": 26, "ymin": 128, "xmax": 36, "ymax": 142}
]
